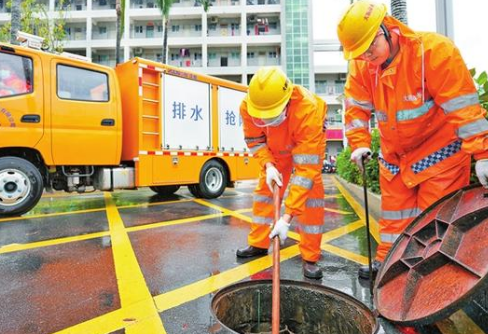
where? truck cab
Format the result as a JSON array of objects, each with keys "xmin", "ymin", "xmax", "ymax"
[{"xmin": 0, "ymin": 42, "xmax": 121, "ymax": 216}]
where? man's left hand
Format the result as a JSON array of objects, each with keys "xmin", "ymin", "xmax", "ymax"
[
  {"xmin": 475, "ymin": 159, "xmax": 488, "ymax": 188},
  {"xmin": 269, "ymin": 216, "xmax": 290, "ymax": 244}
]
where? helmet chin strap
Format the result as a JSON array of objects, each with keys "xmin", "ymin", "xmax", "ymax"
[{"xmin": 380, "ymin": 24, "xmax": 395, "ymax": 70}]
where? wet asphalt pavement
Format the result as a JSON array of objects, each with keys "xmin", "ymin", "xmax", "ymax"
[{"xmin": 0, "ymin": 175, "xmax": 486, "ymax": 334}]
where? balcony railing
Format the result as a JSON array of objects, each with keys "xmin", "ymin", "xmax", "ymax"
[
  {"xmin": 246, "ymin": 0, "xmax": 279, "ymax": 5},
  {"xmin": 315, "ymin": 83, "xmax": 344, "ymax": 96},
  {"xmin": 247, "ymin": 57, "xmax": 280, "ymax": 66}
]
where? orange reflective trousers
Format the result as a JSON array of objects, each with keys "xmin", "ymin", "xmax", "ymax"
[
  {"xmin": 248, "ymin": 158, "xmax": 325, "ymax": 263},
  {"xmin": 375, "ymin": 157, "xmax": 471, "ymax": 261}
]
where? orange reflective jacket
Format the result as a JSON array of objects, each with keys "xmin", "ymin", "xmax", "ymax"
[
  {"xmin": 345, "ymin": 16, "xmax": 488, "ymax": 188},
  {"xmin": 241, "ymin": 85, "xmax": 327, "ymax": 216}
]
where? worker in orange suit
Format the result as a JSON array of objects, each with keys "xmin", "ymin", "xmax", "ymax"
[
  {"xmin": 0, "ymin": 61, "xmax": 29, "ymax": 97},
  {"xmin": 337, "ymin": 1, "xmax": 488, "ymax": 280},
  {"xmin": 236, "ymin": 66, "xmax": 328, "ymax": 279}
]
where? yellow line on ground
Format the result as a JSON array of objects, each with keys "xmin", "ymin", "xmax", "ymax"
[
  {"xmin": 154, "ymin": 244, "xmax": 300, "ymax": 312},
  {"xmin": 0, "ymin": 231, "xmax": 110, "ymax": 254},
  {"xmin": 103, "ymin": 192, "xmax": 166, "ymax": 334},
  {"xmin": 51, "ymin": 308, "xmax": 126, "ymax": 334},
  {"xmin": 332, "ymin": 176, "xmax": 380, "ymax": 243},
  {"xmin": 321, "ymin": 220, "xmax": 364, "ymax": 243},
  {"xmin": 321, "ymin": 244, "xmax": 369, "ymax": 265},
  {"xmin": 193, "ymin": 199, "xmax": 253, "ymax": 223},
  {"xmin": 116, "ymin": 198, "xmax": 195, "ymax": 210},
  {"xmin": 0, "ymin": 208, "xmax": 107, "ymax": 223},
  {"xmin": 436, "ymin": 310, "xmax": 485, "ymax": 334},
  {"xmin": 324, "ymin": 194, "xmax": 343, "ymax": 199},
  {"xmin": 324, "ymin": 208, "xmax": 354, "ymax": 214},
  {"xmin": 125, "ymin": 213, "xmax": 225, "ymax": 233}
]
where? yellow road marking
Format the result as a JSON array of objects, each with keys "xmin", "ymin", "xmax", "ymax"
[
  {"xmin": 154, "ymin": 244, "xmax": 300, "ymax": 312},
  {"xmin": 321, "ymin": 220, "xmax": 364, "ymax": 243},
  {"xmin": 324, "ymin": 194, "xmax": 342, "ymax": 199},
  {"xmin": 324, "ymin": 208, "xmax": 354, "ymax": 214},
  {"xmin": 436, "ymin": 310, "xmax": 485, "ymax": 334},
  {"xmin": 193, "ymin": 199, "xmax": 252, "ymax": 223},
  {"xmin": 103, "ymin": 192, "xmax": 166, "ymax": 334},
  {"xmin": 0, "ymin": 208, "xmax": 107, "ymax": 223},
  {"xmin": 0, "ymin": 231, "xmax": 110, "ymax": 255},
  {"xmin": 321, "ymin": 244, "xmax": 369, "ymax": 265},
  {"xmin": 332, "ymin": 176, "xmax": 380, "ymax": 243},
  {"xmin": 125, "ymin": 213, "xmax": 225, "ymax": 233}
]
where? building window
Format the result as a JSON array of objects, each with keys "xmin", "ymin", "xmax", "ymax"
[
  {"xmin": 268, "ymin": 51, "xmax": 277, "ymax": 58},
  {"xmin": 99, "ymin": 0, "xmax": 107, "ymax": 6},
  {"xmin": 247, "ymin": 52, "xmax": 254, "ymax": 58},
  {"xmin": 231, "ymin": 52, "xmax": 240, "ymax": 59},
  {"xmin": 146, "ymin": 25, "xmax": 154, "ymax": 37},
  {"xmin": 99, "ymin": 26, "xmax": 107, "ymax": 34},
  {"xmin": 195, "ymin": 24, "xmax": 202, "ymax": 32},
  {"xmin": 172, "ymin": 25, "xmax": 180, "ymax": 32},
  {"xmin": 269, "ymin": 22, "xmax": 277, "ymax": 30},
  {"xmin": 157, "ymin": 25, "xmax": 163, "ymax": 32},
  {"xmin": 194, "ymin": 53, "xmax": 202, "ymax": 60},
  {"xmin": 135, "ymin": 26, "xmax": 143, "ymax": 33},
  {"xmin": 208, "ymin": 23, "xmax": 217, "ymax": 31},
  {"xmin": 208, "ymin": 53, "xmax": 217, "ymax": 60}
]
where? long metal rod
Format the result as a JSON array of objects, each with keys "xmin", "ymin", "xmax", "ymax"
[
  {"xmin": 272, "ymin": 183, "xmax": 281, "ymax": 334},
  {"xmin": 362, "ymin": 156, "xmax": 374, "ymax": 296}
]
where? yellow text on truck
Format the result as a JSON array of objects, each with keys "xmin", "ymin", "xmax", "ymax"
[{"xmin": 0, "ymin": 41, "xmax": 259, "ymax": 216}]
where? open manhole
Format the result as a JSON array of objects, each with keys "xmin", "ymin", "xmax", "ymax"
[{"xmin": 211, "ymin": 279, "xmax": 378, "ymax": 334}]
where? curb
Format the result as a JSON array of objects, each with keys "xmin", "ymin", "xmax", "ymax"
[{"xmin": 334, "ymin": 176, "xmax": 381, "ymax": 223}]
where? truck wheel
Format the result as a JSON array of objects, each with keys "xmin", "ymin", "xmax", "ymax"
[
  {"xmin": 149, "ymin": 185, "xmax": 180, "ymax": 196},
  {"xmin": 188, "ymin": 184, "xmax": 203, "ymax": 198},
  {"xmin": 196, "ymin": 160, "xmax": 227, "ymax": 199},
  {"xmin": 0, "ymin": 157, "xmax": 44, "ymax": 217}
]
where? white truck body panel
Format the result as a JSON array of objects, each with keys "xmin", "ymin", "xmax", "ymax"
[
  {"xmin": 162, "ymin": 73, "xmax": 211, "ymax": 150},
  {"xmin": 218, "ymin": 87, "xmax": 247, "ymax": 152}
]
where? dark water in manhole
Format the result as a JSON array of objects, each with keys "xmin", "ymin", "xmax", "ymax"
[{"xmin": 211, "ymin": 280, "xmax": 377, "ymax": 334}]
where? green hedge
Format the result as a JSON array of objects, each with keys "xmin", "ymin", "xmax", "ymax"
[{"xmin": 337, "ymin": 129, "xmax": 381, "ymax": 194}]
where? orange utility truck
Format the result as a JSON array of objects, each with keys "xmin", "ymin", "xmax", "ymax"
[{"xmin": 0, "ymin": 41, "xmax": 259, "ymax": 216}]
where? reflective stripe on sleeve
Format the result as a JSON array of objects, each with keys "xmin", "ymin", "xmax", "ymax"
[
  {"xmin": 249, "ymin": 143, "xmax": 267, "ymax": 154},
  {"xmin": 441, "ymin": 93, "xmax": 479, "ymax": 113},
  {"xmin": 345, "ymin": 97, "xmax": 374, "ymax": 111},
  {"xmin": 345, "ymin": 119, "xmax": 369, "ymax": 131},
  {"xmin": 457, "ymin": 118, "xmax": 488, "ymax": 139},
  {"xmin": 396, "ymin": 99, "xmax": 435, "ymax": 121},
  {"xmin": 245, "ymin": 135, "xmax": 266, "ymax": 144},
  {"xmin": 293, "ymin": 154, "xmax": 320, "ymax": 165},
  {"xmin": 376, "ymin": 110, "xmax": 388, "ymax": 122}
]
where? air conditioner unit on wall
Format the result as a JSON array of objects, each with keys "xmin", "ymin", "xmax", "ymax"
[
  {"xmin": 248, "ymin": 15, "xmax": 256, "ymax": 23},
  {"xmin": 134, "ymin": 47, "xmax": 143, "ymax": 55},
  {"xmin": 210, "ymin": 17, "xmax": 218, "ymax": 24},
  {"xmin": 338, "ymin": 73, "xmax": 347, "ymax": 80}
]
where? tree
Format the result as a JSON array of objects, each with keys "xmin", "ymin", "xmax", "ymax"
[
  {"xmin": 154, "ymin": 0, "xmax": 175, "ymax": 64},
  {"xmin": 195, "ymin": 0, "xmax": 212, "ymax": 12},
  {"xmin": 9, "ymin": 0, "xmax": 21, "ymax": 44},
  {"xmin": 391, "ymin": 0, "xmax": 408, "ymax": 25},
  {"xmin": 1, "ymin": 0, "xmax": 68, "ymax": 52},
  {"xmin": 115, "ymin": 0, "xmax": 126, "ymax": 64}
]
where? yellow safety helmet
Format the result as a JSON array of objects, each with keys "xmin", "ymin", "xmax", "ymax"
[
  {"xmin": 246, "ymin": 66, "xmax": 292, "ymax": 119},
  {"xmin": 337, "ymin": 1, "xmax": 387, "ymax": 60}
]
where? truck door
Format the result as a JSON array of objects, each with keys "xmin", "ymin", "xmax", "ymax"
[
  {"xmin": 50, "ymin": 61, "xmax": 119, "ymax": 165},
  {"xmin": 0, "ymin": 51, "xmax": 43, "ymax": 148}
]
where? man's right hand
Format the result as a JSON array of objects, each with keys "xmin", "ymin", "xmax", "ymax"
[
  {"xmin": 265, "ymin": 164, "xmax": 283, "ymax": 192},
  {"xmin": 351, "ymin": 148, "xmax": 372, "ymax": 171}
]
